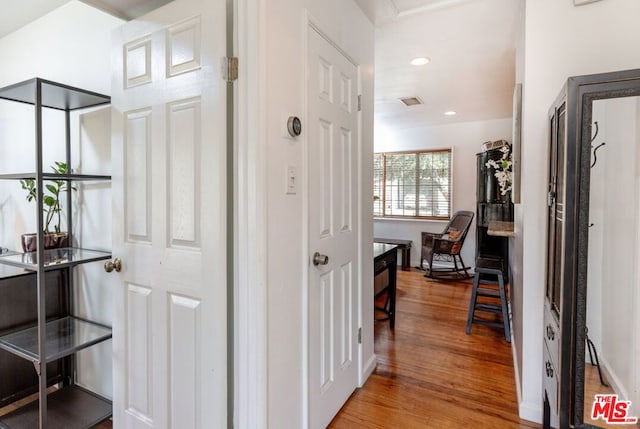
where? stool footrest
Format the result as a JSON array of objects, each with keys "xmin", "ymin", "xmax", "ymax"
[
  {"xmin": 476, "ymin": 289, "xmax": 500, "ymax": 298},
  {"xmin": 474, "ymin": 303, "xmax": 502, "ymax": 313},
  {"xmin": 470, "ymin": 319, "xmax": 505, "ymax": 329}
]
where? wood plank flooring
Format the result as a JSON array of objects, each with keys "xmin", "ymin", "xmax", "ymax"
[
  {"xmin": 329, "ymin": 269, "xmax": 540, "ymax": 429},
  {"xmin": 584, "ymin": 365, "xmax": 640, "ymax": 429},
  {"xmin": 1, "ymin": 269, "xmax": 541, "ymax": 428}
]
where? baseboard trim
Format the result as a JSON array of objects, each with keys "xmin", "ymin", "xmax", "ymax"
[
  {"xmin": 599, "ymin": 356, "xmax": 630, "ymax": 400},
  {"xmin": 520, "ymin": 400, "xmax": 543, "ymax": 424},
  {"xmin": 511, "ymin": 326, "xmax": 523, "ymax": 406},
  {"xmin": 360, "ymin": 353, "xmax": 377, "ymax": 387},
  {"xmin": 510, "ymin": 314, "xmax": 543, "ymax": 424}
]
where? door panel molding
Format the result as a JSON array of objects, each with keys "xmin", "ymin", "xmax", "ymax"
[
  {"xmin": 305, "ymin": 14, "xmax": 361, "ymax": 429},
  {"xmin": 112, "ymin": 1, "xmax": 227, "ymax": 428}
]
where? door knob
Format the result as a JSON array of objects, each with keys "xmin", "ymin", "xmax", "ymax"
[
  {"xmin": 546, "ymin": 325, "xmax": 555, "ymax": 341},
  {"xmin": 313, "ymin": 252, "xmax": 329, "ymax": 266},
  {"xmin": 104, "ymin": 257, "xmax": 122, "ymax": 273}
]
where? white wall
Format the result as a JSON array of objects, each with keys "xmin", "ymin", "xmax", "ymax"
[
  {"xmin": 511, "ymin": 0, "xmax": 526, "ymax": 410},
  {"xmin": 0, "ymin": 1, "xmax": 123, "ymax": 398},
  {"xmin": 262, "ymin": 1, "xmax": 374, "ymax": 428},
  {"xmin": 374, "ymin": 118, "xmax": 513, "ymax": 269},
  {"xmin": 517, "ymin": 0, "xmax": 640, "ymax": 422},
  {"xmin": 588, "ymin": 97, "xmax": 640, "ymax": 415}
]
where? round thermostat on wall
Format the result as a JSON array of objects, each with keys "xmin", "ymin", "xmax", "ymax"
[{"xmin": 287, "ymin": 116, "xmax": 302, "ymax": 137}]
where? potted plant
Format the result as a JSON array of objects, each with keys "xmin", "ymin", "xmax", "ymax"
[{"xmin": 19, "ymin": 161, "xmax": 76, "ymax": 252}]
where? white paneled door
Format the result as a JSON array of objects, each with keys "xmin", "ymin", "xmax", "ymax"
[
  {"xmin": 307, "ymin": 26, "xmax": 360, "ymax": 429},
  {"xmin": 111, "ymin": 0, "xmax": 227, "ymax": 428}
]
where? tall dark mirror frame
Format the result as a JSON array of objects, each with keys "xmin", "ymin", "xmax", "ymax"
[{"xmin": 563, "ymin": 68, "xmax": 640, "ymax": 428}]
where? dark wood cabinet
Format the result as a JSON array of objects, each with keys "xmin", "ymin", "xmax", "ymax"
[
  {"xmin": 476, "ymin": 149, "xmax": 513, "ymax": 269},
  {"xmin": 544, "ymin": 93, "xmax": 567, "ymax": 429}
]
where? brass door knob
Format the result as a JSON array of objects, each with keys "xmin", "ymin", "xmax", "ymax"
[{"xmin": 104, "ymin": 257, "xmax": 122, "ymax": 273}]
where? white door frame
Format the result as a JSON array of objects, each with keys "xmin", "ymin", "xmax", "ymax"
[
  {"xmin": 302, "ymin": 12, "xmax": 364, "ymax": 427},
  {"xmin": 233, "ymin": 0, "xmax": 269, "ymax": 427},
  {"xmin": 234, "ymin": 4, "xmax": 368, "ymax": 428}
]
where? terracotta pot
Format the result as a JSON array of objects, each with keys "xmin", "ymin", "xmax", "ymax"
[{"xmin": 21, "ymin": 232, "xmax": 69, "ymax": 253}]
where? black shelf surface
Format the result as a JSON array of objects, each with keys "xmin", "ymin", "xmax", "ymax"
[
  {"xmin": 0, "ymin": 316, "xmax": 112, "ymax": 364},
  {"xmin": 0, "ymin": 385, "xmax": 112, "ymax": 428},
  {"xmin": 0, "ymin": 173, "xmax": 111, "ymax": 181},
  {"xmin": 0, "ymin": 247, "xmax": 111, "ymax": 271},
  {"xmin": 0, "ymin": 78, "xmax": 110, "ymax": 111}
]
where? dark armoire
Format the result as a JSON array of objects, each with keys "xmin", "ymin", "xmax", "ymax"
[
  {"xmin": 476, "ymin": 147, "xmax": 513, "ymax": 266},
  {"xmin": 543, "ymin": 69, "xmax": 640, "ymax": 429}
]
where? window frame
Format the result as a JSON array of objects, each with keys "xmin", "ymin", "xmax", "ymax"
[{"xmin": 374, "ymin": 148, "xmax": 453, "ymax": 221}]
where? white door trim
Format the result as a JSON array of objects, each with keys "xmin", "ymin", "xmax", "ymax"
[
  {"xmin": 234, "ymin": 0, "xmax": 269, "ymax": 427},
  {"xmin": 302, "ymin": 11, "xmax": 364, "ymax": 428}
]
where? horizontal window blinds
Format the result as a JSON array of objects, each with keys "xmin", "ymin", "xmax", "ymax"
[{"xmin": 374, "ymin": 149, "xmax": 451, "ymax": 219}]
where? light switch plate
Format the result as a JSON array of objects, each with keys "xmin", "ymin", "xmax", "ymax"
[{"xmin": 286, "ymin": 165, "xmax": 297, "ymax": 194}]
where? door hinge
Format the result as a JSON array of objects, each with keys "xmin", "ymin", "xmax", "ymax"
[
  {"xmin": 357, "ymin": 94, "xmax": 362, "ymax": 111},
  {"xmin": 358, "ymin": 327, "xmax": 362, "ymax": 344},
  {"xmin": 222, "ymin": 57, "xmax": 238, "ymax": 82}
]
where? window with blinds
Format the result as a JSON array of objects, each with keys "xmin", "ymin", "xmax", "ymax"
[{"xmin": 373, "ymin": 149, "xmax": 452, "ymax": 219}]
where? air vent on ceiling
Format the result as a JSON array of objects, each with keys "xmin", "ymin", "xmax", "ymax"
[{"xmin": 399, "ymin": 96, "xmax": 423, "ymax": 107}]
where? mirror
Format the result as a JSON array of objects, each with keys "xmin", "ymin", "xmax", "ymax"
[
  {"xmin": 573, "ymin": 73, "xmax": 640, "ymax": 428},
  {"xmin": 583, "ymin": 95, "xmax": 640, "ymax": 428}
]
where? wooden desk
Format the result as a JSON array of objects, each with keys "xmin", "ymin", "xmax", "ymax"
[
  {"xmin": 374, "ymin": 238, "xmax": 412, "ymax": 271},
  {"xmin": 374, "ymin": 243, "xmax": 398, "ymax": 329}
]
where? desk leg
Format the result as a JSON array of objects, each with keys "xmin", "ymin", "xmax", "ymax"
[
  {"xmin": 403, "ymin": 248, "xmax": 411, "ymax": 271},
  {"xmin": 388, "ymin": 260, "xmax": 397, "ymax": 329}
]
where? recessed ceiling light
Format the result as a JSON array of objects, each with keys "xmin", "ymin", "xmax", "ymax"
[
  {"xmin": 444, "ymin": 111, "xmax": 457, "ymax": 116},
  {"xmin": 410, "ymin": 57, "xmax": 431, "ymax": 66}
]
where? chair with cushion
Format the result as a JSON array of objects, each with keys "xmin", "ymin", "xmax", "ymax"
[{"xmin": 421, "ymin": 210, "xmax": 474, "ymax": 279}]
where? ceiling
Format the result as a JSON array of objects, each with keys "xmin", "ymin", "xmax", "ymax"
[
  {"xmin": 365, "ymin": 0, "xmax": 521, "ymax": 129},
  {"xmin": 0, "ymin": 0, "xmax": 71, "ymax": 38},
  {"xmin": 0, "ymin": 0, "xmax": 172, "ymax": 38},
  {"xmin": 1, "ymin": 0, "xmax": 519, "ymax": 130}
]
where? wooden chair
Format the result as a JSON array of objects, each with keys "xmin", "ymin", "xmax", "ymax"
[{"xmin": 421, "ymin": 210, "xmax": 474, "ymax": 279}]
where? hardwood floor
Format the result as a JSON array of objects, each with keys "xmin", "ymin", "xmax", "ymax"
[
  {"xmin": 1, "ymin": 269, "xmax": 539, "ymax": 428},
  {"xmin": 583, "ymin": 365, "xmax": 640, "ymax": 429},
  {"xmin": 0, "ymin": 388, "xmax": 112, "ymax": 428},
  {"xmin": 329, "ymin": 269, "xmax": 540, "ymax": 429}
]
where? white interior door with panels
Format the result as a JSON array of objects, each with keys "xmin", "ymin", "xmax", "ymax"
[
  {"xmin": 111, "ymin": 0, "xmax": 228, "ymax": 427},
  {"xmin": 307, "ymin": 24, "xmax": 360, "ymax": 429}
]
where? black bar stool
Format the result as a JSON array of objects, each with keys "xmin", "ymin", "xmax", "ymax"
[{"xmin": 465, "ymin": 257, "xmax": 511, "ymax": 343}]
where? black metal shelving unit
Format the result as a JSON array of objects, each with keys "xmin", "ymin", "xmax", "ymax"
[{"xmin": 0, "ymin": 78, "xmax": 112, "ymax": 429}]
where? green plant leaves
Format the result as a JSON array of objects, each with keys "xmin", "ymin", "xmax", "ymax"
[
  {"xmin": 43, "ymin": 195, "xmax": 56, "ymax": 207},
  {"xmin": 21, "ymin": 161, "xmax": 76, "ymax": 233}
]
